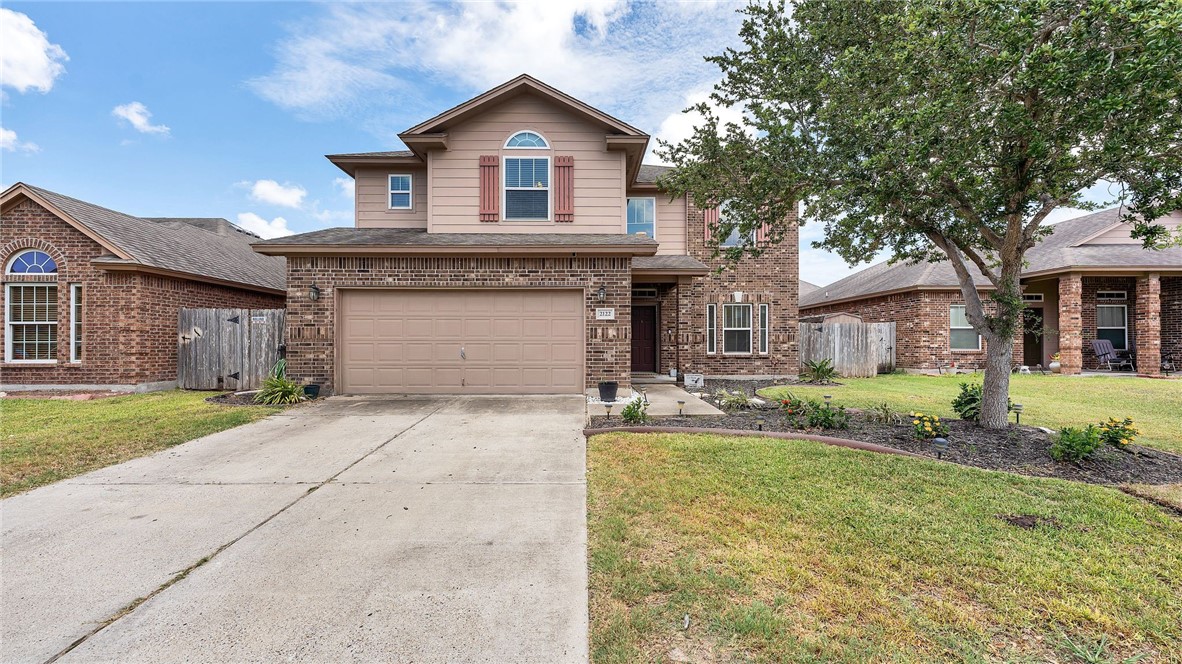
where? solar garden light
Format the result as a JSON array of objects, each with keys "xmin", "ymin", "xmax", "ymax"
[
  {"xmin": 676, "ymin": 400, "xmax": 685, "ymax": 416},
  {"xmin": 640, "ymin": 387, "xmax": 648, "ymax": 404},
  {"xmin": 823, "ymin": 394, "xmax": 832, "ymax": 407},
  {"xmin": 756, "ymin": 416, "xmax": 766, "ymax": 431},
  {"xmin": 1012, "ymin": 403, "xmax": 1024, "ymax": 425},
  {"xmin": 604, "ymin": 403, "xmax": 613, "ymax": 418},
  {"xmin": 932, "ymin": 436, "xmax": 949, "ymax": 459}
]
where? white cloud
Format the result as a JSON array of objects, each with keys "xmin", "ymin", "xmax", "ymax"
[
  {"xmin": 333, "ymin": 177, "xmax": 355, "ymax": 198},
  {"xmin": 247, "ymin": 2, "xmax": 743, "ymax": 136},
  {"xmin": 236, "ymin": 212, "xmax": 294, "ymax": 239},
  {"xmin": 112, "ymin": 102, "xmax": 171, "ymax": 136},
  {"xmin": 0, "ymin": 126, "xmax": 40, "ymax": 153},
  {"xmin": 651, "ymin": 86, "xmax": 748, "ymax": 164},
  {"xmin": 0, "ymin": 9, "xmax": 68, "ymax": 95},
  {"xmin": 246, "ymin": 179, "xmax": 307, "ymax": 208}
]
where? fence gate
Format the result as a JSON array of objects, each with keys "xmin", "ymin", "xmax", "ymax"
[
  {"xmin": 798, "ymin": 321, "xmax": 895, "ymax": 377},
  {"xmin": 178, "ymin": 308, "xmax": 285, "ymax": 390}
]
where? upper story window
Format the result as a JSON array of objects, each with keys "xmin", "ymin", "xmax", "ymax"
[
  {"xmin": 6, "ymin": 249, "xmax": 58, "ymax": 274},
  {"xmin": 388, "ymin": 174, "xmax": 413, "ymax": 210},
  {"xmin": 504, "ymin": 157, "xmax": 550, "ymax": 221},
  {"xmin": 505, "ymin": 131, "xmax": 549, "ymax": 149},
  {"xmin": 717, "ymin": 202, "xmax": 752, "ymax": 248},
  {"xmin": 627, "ymin": 197, "xmax": 656, "ymax": 238}
]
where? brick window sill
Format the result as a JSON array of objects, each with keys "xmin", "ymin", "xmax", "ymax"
[{"xmin": 2, "ymin": 361, "xmax": 58, "ymax": 366}]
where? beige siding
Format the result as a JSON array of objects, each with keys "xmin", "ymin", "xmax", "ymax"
[
  {"xmin": 626, "ymin": 190, "xmax": 686, "ymax": 255},
  {"xmin": 427, "ymin": 93, "xmax": 626, "ymax": 233},
  {"xmin": 1081, "ymin": 211, "xmax": 1182, "ymax": 245},
  {"xmin": 355, "ymin": 167, "xmax": 428, "ymax": 228}
]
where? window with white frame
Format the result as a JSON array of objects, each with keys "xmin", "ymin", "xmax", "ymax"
[
  {"xmin": 6, "ymin": 284, "xmax": 58, "ymax": 362},
  {"xmin": 505, "ymin": 131, "xmax": 549, "ymax": 149},
  {"xmin": 706, "ymin": 304, "xmax": 717, "ymax": 354},
  {"xmin": 627, "ymin": 197, "xmax": 656, "ymax": 238},
  {"xmin": 6, "ymin": 249, "xmax": 57, "ymax": 274},
  {"xmin": 723, "ymin": 303, "xmax": 753, "ymax": 354},
  {"xmin": 759, "ymin": 303, "xmax": 770, "ymax": 354},
  {"xmin": 949, "ymin": 305, "xmax": 981, "ymax": 351},
  {"xmin": 71, "ymin": 284, "xmax": 83, "ymax": 362},
  {"xmin": 1096, "ymin": 304, "xmax": 1128, "ymax": 350},
  {"xmin": 504, "ymin": 157, "xmax": 550, "ymax": 220},
  {"xmin": 388, "ymin": 174, "xmax": 412, "ymax": 209}
]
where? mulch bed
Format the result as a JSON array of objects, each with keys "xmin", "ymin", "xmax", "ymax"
[
  {"xmin": 205, "ymin": 391, "xmax": 264, "ymax": 407},
  {"xmin": 593, "ymin": 382, "xmax": 1182, "ymax": 488}
]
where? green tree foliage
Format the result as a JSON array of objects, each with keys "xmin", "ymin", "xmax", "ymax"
[{"xmin": 659, "ymin": 0, "xmax": 1182, "ymax": 428}]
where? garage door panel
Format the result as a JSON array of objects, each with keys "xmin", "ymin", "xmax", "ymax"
[{"xmin": 340, "ymin": 290, "xmax": 583, "ymax": 394}]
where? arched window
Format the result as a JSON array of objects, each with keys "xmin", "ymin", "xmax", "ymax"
[
  {"xmin": 505, "ymin": 131, "xmax": 549, "ymax": 149},
  {"xmin": 6, "ymin": 249, "xmax": 58, "ymax": 274}
]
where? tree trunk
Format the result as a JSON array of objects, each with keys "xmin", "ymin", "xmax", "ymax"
[{"xmin": 980, "ymin": 332, "xmax": 1014, "ymax": 429}]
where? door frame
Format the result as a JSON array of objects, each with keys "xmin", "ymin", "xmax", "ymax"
[{"xmin": 631, "ymin": 304, "xmax": 659, "ymax": 373}]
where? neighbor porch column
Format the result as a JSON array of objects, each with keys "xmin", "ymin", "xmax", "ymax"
[
  {"xmin": 1135, "ymin": 272, "xmax": 1162, "ymax": 377},
  {"xmin": 1058, "ymin": 273, "xmax": 1083, "ymax": 375}
]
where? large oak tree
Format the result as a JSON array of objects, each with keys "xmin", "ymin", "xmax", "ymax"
[{"xmin": 660, "ymin": 0, "xmax": 1182, "ymax": 428}]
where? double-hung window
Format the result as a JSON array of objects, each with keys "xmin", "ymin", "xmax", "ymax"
[
  {"xmin": 1096, "ymin": 304, "xmax": 1128, "ymax": 350},
  {"xmin": 706, "ymin": 304, "xmax": 717, "ymax": 354},
  {"xmin": 70, "ymin": 284, "xmax": 83, "ymax": 362},
  {"xmin": 949, "ymin": 305, "xmax": 981, "ymax": 351},
  {"xmin": 6, "ymin": 284, "xmax": 58, "ymax": 362},
  {"xmin": 504, "ymin": 157, "xmax": 550, "ymax": 220},
  {"xmin": 759, "ymin": 303, "xmax": 770, "ymax": 354},
  {"xmin": 627, "ymin": 197, "xmax": 656, "ymax": 238},
  {"xmin": 388, "ymin": 174, "xmax": 412, "ymax": 209},
  {"xmin": 723, "ymin": 303, "xmax": 753, "ymax": 354}
]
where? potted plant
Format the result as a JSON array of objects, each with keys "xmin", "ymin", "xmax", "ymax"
[
  {"xmin": 597, "ymin": 381, "xmax": 619, "ymax": 402},
  {"xmin": 1049, "ymin": 352, "xmax": 1062, "ymax": 374}
]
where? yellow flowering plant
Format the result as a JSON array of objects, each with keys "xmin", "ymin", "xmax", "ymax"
[
  {"xmin": 1098, "ymin": 417, "xmax": 1139, "ymax": 448},
  {"xmin": 909, "ymin": 412, "xmax": 948, "ymax": 440}
]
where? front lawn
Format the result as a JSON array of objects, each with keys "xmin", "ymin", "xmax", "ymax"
[
  {"xmin": 760, "ymin": 373, "xmax": 1182, "ymax": 454},
  {"xmin": 589, "ymin": 432, "xmax": 1182, "ymax": 663},
  {"xmin": 1, "ymin": 391, "xmax": 280, "ymax": 497}
]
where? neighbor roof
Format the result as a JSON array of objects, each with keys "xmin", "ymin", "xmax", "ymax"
[
  {"xmin": 799, "ymin": 280, "xmax": 820, "ymax": 298},
  {"xmin": 1, "ymin": 183, "xmax": 286, "ymax": 293},
  {"xmin": 253, "ymin": 227, "xmax": 658, "ymax": 256},
  {"xmin": 800, "ymin": 208, "xmax": 1182, "ymax": 309}
]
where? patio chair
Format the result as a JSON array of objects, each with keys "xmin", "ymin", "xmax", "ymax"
[{"xmin": 1090, "ymin": 339, "xmax": 1136, "ymax": 372}]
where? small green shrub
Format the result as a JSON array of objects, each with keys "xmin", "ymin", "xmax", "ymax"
[
  {"xmin": 254, "ymin": 373, "xmax": 305, "ymax": 405},
  {"xmin": 951, "ymin": 382, "xmax": 1012, "ymax": 422},
  {"xmin": 1098, "ymin": 417, "xmax": 1138, "ymax": 448},
  {"xmin": 800, "ymin": 358, "xmax": 839, "ymax": 384},
  {"xmin": 620, "ymin": 398, "xmax": 649, "ymax": 424},
  {"xmin": 714, "ymin": 389, "xmax": 751, "ymax": 412},
  {"xmin": 909, "ymin": 412, "xmax": 948, "ymax": 440},
  {"xmin": 806, "ymin": 402, "xmax": 851, "ymax": 430},
  {"xmin": 864, "ymin": 402, "xmax": 902, "ymax": 425},
  {"xmin": 1050, "ymin": 425, "xmax": 1103, "ymax": 462}
]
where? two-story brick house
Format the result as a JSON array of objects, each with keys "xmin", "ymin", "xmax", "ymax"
[{"xmin": 254, "ymin": 75, "xmax": 799, "ymax": 395}]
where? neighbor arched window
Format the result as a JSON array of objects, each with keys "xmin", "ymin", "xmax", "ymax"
[
  {"xmin": 505, "ymin": 131, "xmax": 549, "ymax": 149},
  {"xmin": 6, "ymin": 249, "xmax": 58, "ymax": 274}
]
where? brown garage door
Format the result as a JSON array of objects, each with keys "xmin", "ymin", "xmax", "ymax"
[{"xmin": 339, "ymin": 289, "xmax": 584, "ymax": 394}]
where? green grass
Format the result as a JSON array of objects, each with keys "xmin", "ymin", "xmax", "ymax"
[
  {"xmin": 589, "ymin": 432, "xmax": 1182, "ymax": 663},
  {"xmin": 760, "ymin": 373, "xmax": 1182, "ymax": 453},
  {"xmin": 1, "ymin": 391, "xmax": 280, "ymax": 497}
]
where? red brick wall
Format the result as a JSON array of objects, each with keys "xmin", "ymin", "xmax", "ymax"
[
  {"xmin": 1162, "ymin": 276, "xmax": 1182, "ymax": 361},
  {"xmin": 1, "ymin": 198, "xmax": 284, "ymax": 387},
  {"xmin": 801, "ymin": 289, "xmax": 1023, "ymax": 371},
  {"xmin": 1080, "ymin": 276, "xmax": 1137, "ymax": 370},
  {"xmin": 679, "ymin": 198, "xmax": 800, "ymax": 377},
  {"xmin": 283, "ymin": 255, "xmax": 632, "ymax": 394}
]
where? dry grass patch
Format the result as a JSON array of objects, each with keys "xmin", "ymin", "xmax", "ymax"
[{"xmin": 588, "ymin": 432, "xmax": 1182, "ymax": 663}]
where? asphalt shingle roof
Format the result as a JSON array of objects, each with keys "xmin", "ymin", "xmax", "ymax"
[
  {"xmin": 632, "ymin": 255, "xmax": 709, "ymax": 272},
  {"xmin": 325, "ymin": 150, "xmax": 417, "ymax": 159},
  {"xmin": 253, "ymin": 227, "xmax": 658, "ymax": 249},
  {"xmin": 636, "ymin": 164, "xmax": 673, "ymax": 184},
  {"xmin": 17, "ymin": 184, "xmax": 286, "ymax": 292},
  {"xmin": 801, "ymin": 208, "xmax": 1182, "ymax": 308}
]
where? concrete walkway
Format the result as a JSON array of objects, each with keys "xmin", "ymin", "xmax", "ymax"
[{"xmin": 1, "ymin": 395, "xmax": 588, "ymax": 663}]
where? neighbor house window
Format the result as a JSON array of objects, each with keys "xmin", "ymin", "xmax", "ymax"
[
  {"xmin": 627, "ymin": 197, "xmax": 656, "ymax": 238},
  {"xmin": 706, "ymin": 304, "xmax": 717, "ymax": 355},
  {"xmin": 723, "ymin": 303, "xmax": 753, "ymax": 354},
  {"xmin": 503, "ymin": 157, "xmax": 550, "ymax": 220},
  {"xmin": 949, "ymin": 305, "xmax": 981, "ymax": 351},
  {"xmin": 505, "ymin": 131, "xmax": 549, "ymax": 149},
  {"xmin": 6, "ymin": 284, "xmax": 58, "ymax": 362},
  {"xmin": 388, "ymin": 174, "xmax": 413, "ymax": 209},
  {"xmin": 70, "ymin": 284, "xmax": 82, "ymax": 362},
  {"xmin": 759, "ymin": 303, "xmax": 770, "ymax": 354},
  {"xmin": 1096, "ymin": 304, "xmax": 1128, "ymax": 350}
]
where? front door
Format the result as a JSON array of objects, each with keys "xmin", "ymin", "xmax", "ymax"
[
  {"xmin": 1023, "ymin": 308, "xmax": 1044, "ymax": 366},
  {"xmin": 631, "ymin": 306, "xmax": 657, "ymax": 373}
]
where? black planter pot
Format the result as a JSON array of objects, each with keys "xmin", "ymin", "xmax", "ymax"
[
  {"xmin": 303, "ymin": 384, "xmax": 321, "ymax": 400},
  {"xmin": 597, "ymin": 381, "xmax": 619, "ymax": 402}
]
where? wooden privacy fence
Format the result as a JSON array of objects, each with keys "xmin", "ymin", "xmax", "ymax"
[
  {"xmin": 178, "ymin": 308, "xmax": 285, "ymax": 390},
  {"xmin": 798, "ymin": 321, "xmax": 896, "ymax": 377}
]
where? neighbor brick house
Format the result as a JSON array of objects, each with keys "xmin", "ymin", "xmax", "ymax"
[
  {"xmin": 253, "ymin": 75, "xmax": 800, "ymax": 395},
  {"xmin": 1, "ymin": 183, "xmax": 287, "ymax": 391},
  {"xmin": 800, "ymin": 208, "xmax": 1182, "ymax": 376}
]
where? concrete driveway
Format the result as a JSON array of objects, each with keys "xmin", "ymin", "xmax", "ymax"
[{"xmin": 1, "ymin": 395, "xmax": 588, "ymax": 663}]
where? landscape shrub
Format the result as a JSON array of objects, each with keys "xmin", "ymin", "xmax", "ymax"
[
  {"xmin": 254, "ymin": 359, "xmax": 305, "ymax": 405},
  {"xmin": 800, "ymin": 358, "xmax": 839, "ymax": 384},
  {"xmin": 780, "ymin": 394, "xmax": 849, "ymax": 430},
  {"xmin": 864, "ymin": 402, "xmax": 902, "ymax": 425},
  {"xmin": 1050, "ymin": 425, "xmax": 1103, "ymax": 462},
  {"xmin": 951, "ymin": 382, "xmax": 1012, "ymax": 422},
  {"xmin": 714, "ymin": 389, "xmax": 752, "ymax": 412},
  {"xmin": 909, "ymin": 412, "xmax": 948, "ymax": 440},
  {"xmin": 620, "ymin": 398, "xmax": 649, "ymax": 424}
]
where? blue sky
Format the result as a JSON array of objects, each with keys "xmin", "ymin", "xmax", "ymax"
[{"xmin": 1, "ymin": 2, "xmax": 1106, "ymax": 285}]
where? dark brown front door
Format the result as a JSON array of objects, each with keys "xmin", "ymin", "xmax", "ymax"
[
  {"xmin": 1023, "ymin": 308, "xmax": 1044, "ymax": 366},
  {"xmin": 631, "ymin": 306, "xmax": 657, "ymax": 372}
]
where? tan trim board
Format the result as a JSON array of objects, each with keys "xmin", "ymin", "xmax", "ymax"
[{"xmin": 327, "ymin": 155, "xmax": 425, "ymax": 177}]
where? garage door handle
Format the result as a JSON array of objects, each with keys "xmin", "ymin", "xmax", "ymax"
[{"xmin": 460, "ymin": 347, "xmax": 466, "ymax": 360}]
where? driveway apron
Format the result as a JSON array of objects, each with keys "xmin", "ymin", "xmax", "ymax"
[{"xmin": 1, "ymin": 395, "xmax": 588, "ymax": 663}]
